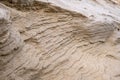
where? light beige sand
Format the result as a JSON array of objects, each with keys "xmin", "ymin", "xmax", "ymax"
[{"xmin": 0, "ymin": 0, "xmax": 120, "ymax": 80}]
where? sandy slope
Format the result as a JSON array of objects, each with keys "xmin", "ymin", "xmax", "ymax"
[
  {"xmin": 37, "ymin": 0, "xmax": 120, "ymax": 21},
  {"xmin": 0, "ymin": 0, "xmax": 120, "ymax": 80}
]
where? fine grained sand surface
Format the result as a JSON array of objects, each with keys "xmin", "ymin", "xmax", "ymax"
[
  {"xmin": 37, "ymin": 0, "xmax": 120, "ymax": 21},
  {"xmin": 0, "ymin": 0, "xmax": 120, "ymax": 80}
]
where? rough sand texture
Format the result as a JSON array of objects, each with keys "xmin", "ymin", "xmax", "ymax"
[{"xmin": 0, "ymin": 0, "xmax": 120, "ymax": 80}]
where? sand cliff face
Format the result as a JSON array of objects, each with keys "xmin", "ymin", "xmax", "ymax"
[{"xmin": 0, "ymin": 0, "xmax": 120, "ymax": 80}]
